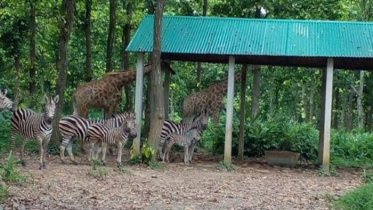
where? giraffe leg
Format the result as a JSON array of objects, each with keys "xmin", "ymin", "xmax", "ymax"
[{"xmin": 79, "ymin": 107, "xmax": 88, "ymax": 154}]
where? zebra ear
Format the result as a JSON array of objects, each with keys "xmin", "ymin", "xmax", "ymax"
[
  {"xmin": 43, "ymin": 95, "xmax": 49, "ymax": 104},
  {"xmin": 3, "ymin": 89, "xmax": 7, "ymax": 96},
  {"xmin": 53, "ymin": 95, "xmax": 59, "ymax": 103}
]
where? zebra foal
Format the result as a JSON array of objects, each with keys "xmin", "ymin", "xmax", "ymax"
[
  {"xmin": 85, "ymin": 112, "xmax": 137, "ymax": 167},
  {"xmin": 163, "ymin": 127, "xmax": 203, "ymax": 164},
  {"xmin": 158, "ymin": 109, "xmax": 209, "ymax": 160},
  {"xmin": 58, "ymin": 111, "xmax": 130, "ymax": 164},
  {"xmin": 10, "ymin": 95, "xmax": 59, "ymax": 170}
]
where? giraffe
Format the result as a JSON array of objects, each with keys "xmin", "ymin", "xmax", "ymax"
[
  {"xmin": 182, "ymin": 70, "xmax": 244, "ymax": 128},
  {"xmin": 72, "ymin": 61, "xmax": 174, "ymax": 118},
  {"xmin": 72, "ymin": 61, "xmax": 174, "ymax": 153}
]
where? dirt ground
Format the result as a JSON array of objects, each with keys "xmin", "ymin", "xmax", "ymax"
[{"xmin": 0, "ymin": 152, "xmax": 363, "ymax": 210}]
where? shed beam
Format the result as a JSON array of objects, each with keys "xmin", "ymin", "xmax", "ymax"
[
  {"xmin": 164, "ymin": 70, "xmax": 171, "ymax": 119},
  {"xmin": 133, "ymin": 53, "xmax": 144, "ymax": 156},
  {"xmin": 318, "ymin": 58, "xmax": 334, "ymax": 173},
  {"xmin": 224, "ymin": 56, "xmax": 235, "ymax": 164}
]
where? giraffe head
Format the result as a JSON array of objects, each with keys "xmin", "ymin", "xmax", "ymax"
[
  {"xmin": 0, "ymin": 89, "xmax": 14, "ymax": 111},
  {"xmin": 43, "ymin": 95, "xmax": 59, "ymax": 124}
]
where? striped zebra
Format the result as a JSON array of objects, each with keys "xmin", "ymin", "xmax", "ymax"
[
  {"xmin": 10, "ymin": 95, "xmax": 59, "ymax": 170},
  {"xmin": 58, "ymin": 111, "xmax": 130, "ymax": 164},
  {"xmin": 158, "ymin": 109, "xmax": 209, "ymax": 160},
  {"xmin": 85, "ymin": 112, "xmax": 137, "ymax": 167},
  {"xmin": 0, "ymin": 89, "xmax": 14, "ymax": 111},
  {"xmin": 163, "ymin": 127, "xmax": 203, "ymax": 164}
]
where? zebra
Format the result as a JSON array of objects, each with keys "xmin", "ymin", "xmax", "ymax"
[
  {"xmin": 162, "ymin": 127, "xmax": 203, "ymax": 164},
  {"xmin": 0, "ymin": 89, "xmax": 14, "ymax": 111},
  {"xmin": 85, "ymin": 112, "xmax": 137, "ymax": 167},
  {"xmin": 158, "ymin": 109, "xmax": 209, "ymax": 160},
  {"xmin": 10, "ymin": 95, "xmax": 59, "ymax": 170},
  {"xmin": 58, "ymin": 111, "xmax": 130, "ymax": 164}
]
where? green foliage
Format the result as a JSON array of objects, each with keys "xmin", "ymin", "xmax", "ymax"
[
  {"xmin": 0, "ymin": 151, "xmax": 26, "ymax": 185},
  {"xmin": 128, "ymin": 142, "xmax": 156, "ymax": 166},
  {"xmin": 0, "ymin": 111, "xmax": 12, "ymax": 153},
  {"xmin": 317, "ymin": 165, "xmax": 339, "ymax": 177},
  {"xmin": 333, "ymin": 183, "xmax": 373, "ymax": 210},
  {"xmin": 361, "ymin": 169, "xmax": 373, "ymax": 183},
  {"xmin": 216, "ymin": 161, "xmax": 235, "ymax": 172},
  {"xmin": 89, "ymin": 159, "xmax": 108, "ymax": 178},
  {"xmin": 0, "ymin": 180, "xmax": 8, "ymax": 202}
]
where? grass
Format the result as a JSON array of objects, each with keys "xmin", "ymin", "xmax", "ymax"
[
  {"xmin": 216, "ymin": 161, "xmax": 235, "ymax": 172},
  {"xmin": 333, "ymin": 183, "xmax": 373, "ymax": 210},
  {"xmin": 88, "ymin": 159, "xmax": 108, "ymax": 178},
  {"xmin": 0, "ymin": 181, "xmax": 8, "ymax": 202},
  {"xmin": 0, "ymin": 151, "xmax": 27, "ymax": 184}
]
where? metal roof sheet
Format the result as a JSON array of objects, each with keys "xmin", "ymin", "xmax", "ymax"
[{"xmin": 126, "ymin": 15, "xmax": 373, "ymax": 58}]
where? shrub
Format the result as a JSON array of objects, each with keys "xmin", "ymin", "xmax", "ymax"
[{"xmin": 333, "ymin": 183, "xmax": 373, "ymax": 210}]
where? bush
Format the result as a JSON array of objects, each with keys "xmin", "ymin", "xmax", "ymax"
[{"xmin": 333, "ymin": 183, "xmax": 373, "ymax": 210}]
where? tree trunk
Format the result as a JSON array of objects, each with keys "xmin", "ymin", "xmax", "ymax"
[
  {"xmin": 237, "ymin": 64, "xmax": 247, "ymax": 161},
  {"xmin": 143, "ymin": 0, "xmax": 155, "ymax": 138},
  {"xmin": 51, "ymin": 0, "xmax": 75, "ymax": 145},
  {"xmin": 122, "ymin": 0, "xmax": 132, "ymax": 110},
  {"xmin": 333, "ymin": 87, "xmax": 340, "ymax": 129},
  {"xmin": 357, "ymin": 70, "xmax": 364, "ymax": 129},
  {"xmin": 29, "ymin": 0, "xmax": 36, "ymax": 108},
  {"xmin": 196, "ymin": 0, "xmax": 207, "ymax": 91},
  {"xmin": 309, "ymin": 73, "xmax": 315, "ymax": 122},
  {"xmin": 148, "ymin": 0, "xmax": 165, "ymax": 159},
  {"xmin": 293, "ymin": 82, "xmax": 299, "ymax": 121},
  {"xmin": 251, "ymin": 66, "xmax": 260, "ymax": 119},
  {"xmin": 368, "ymin": 102, "xmax": 373, "ymax": 132},
  {"xmin": 301, "ymin": 81, "xmax": 307, "ymax": 121},
  {"xmin": 14, "ymin": 56, "xmax": 21, "ymax": 108},
  {"xmin": 106, "ymin": 0, "xmax": 117, "ymax": 72},
  {"xmin": 170, "ymin": 91, "xmax": 174, "ymax": 120},
  {"xmin": 84, "ymin": 0, "xmax": 92, "ymax": 82},
  {"xmin": 268, "ymin": 67, "xmax": 274, "ymax": 119},
  {"xmin": 347, "ymin": 86, "xmax": 354, "ymax": 131}
]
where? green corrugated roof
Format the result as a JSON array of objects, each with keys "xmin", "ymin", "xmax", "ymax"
[{"xmin": 126, "ymin": 15, "xmax": 373, "ymax": 58}]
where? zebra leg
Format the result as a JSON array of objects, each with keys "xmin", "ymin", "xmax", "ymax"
[
  {"xmin": 88, "ymin": 142, "xmax": 95, "ymax": 165},
  {"xmin": 165, "ymin": 143, "xmax": 173, "ymax": 163},
  {"xmin": 100, "ymin": 143, "xmax": 108, "ymax": 166},
  {"xmin": 37, "ymin": 137, "xmax": 44, "ymax": 170},
  {"xmin": 116, "ymin": 142, "xmax": 123, "ymax": 168},
  {"xmin": 66, "ymin": 140, "xmax": 77, "ymax": 165},
  {"xmin": 184, "ymin": 145, "xmax": 189, "ymax": 164},
  {"xmin": 188, "ymin": 143, "xmax": 196, "ymax": 164},
  {"xmin": 19, "ymin": 137, "xmax": 27, "ymax": 166},
  {"xmin": 10, "ymin": 131, "xmax": 18, "ymax": 154},
  {"xmin": 41, "ymin": 137, "xmax": 51, "ymax": 169}
]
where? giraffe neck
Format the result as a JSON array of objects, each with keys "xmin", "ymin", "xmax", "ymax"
[
  {"xmin": 218, "ymin": 71, "xmax": 242, "ymax": 92},
  {"xmin": 108, "ymin": 65, "xmax": 152, "ymax": 89}
]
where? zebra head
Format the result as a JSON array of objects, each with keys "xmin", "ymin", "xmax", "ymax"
[
  {"xmin": 0, "ymin": 89, "xmax": 14, "ymax": 111},
  {"xmin": 123, "ymin": 112, "xmax": 137, "ymax": 138},
  {"xmin": 193, "ymin": 109, "xmax": 209, "ymax": 130},
  {"xmin": 43, "ymin": 95, "xmax": 59, "ymax": 124}
]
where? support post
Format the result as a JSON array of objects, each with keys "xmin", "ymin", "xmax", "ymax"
[
  {"xmin": 238, "ymin": 64, "xmax": 247, "ymax": 161},
  {"xmin": 224, "ymin": 56, "xmax": 235, "ymax": 164},
  {"xmin": 133, "ymin": 53, "xmax": 144, "ymax": 156},
  {"xmin": 164, "ymin": 70, "xmax": 171, "ymax": 119},
  {"xmin": 318, "ymin": 58, "xmax": 334, "ymax": 173}
]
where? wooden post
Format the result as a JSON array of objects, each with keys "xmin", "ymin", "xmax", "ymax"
[
  {"xmin": 238, "ymin": 64, "xmax": 247, "ymax": 161},
  {"xmin": 133, "ymin": 53, "xmax": 144, "ymax": 156},
  {"xmin": 318, "ymin": 58, "xmax": 334, "ymax": 173},
  {"xmin": 224, "ymin": 56, "xmax": 235, "ymax": 164},
  {"xmin": 164, "ymin": 70, "xmax": 171, "ymax": 119}
]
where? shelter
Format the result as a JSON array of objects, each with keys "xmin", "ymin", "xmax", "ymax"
[{"xmin": 126, "ymin": 15, "xmax": 373, "ymax": 172}]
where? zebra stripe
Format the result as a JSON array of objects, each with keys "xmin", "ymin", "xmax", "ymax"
[
  {"xmin": 58, "ymin": 112, "xmax": 130, "ymax": 164},
  {"xmin": 10, "ymin": 95, "xmax": 58, "ymax": 170},
  {"xmin": 85, "ymin": 112, "xmax": 137, "ymax": 167},
  {"xmin": 157, "ymin": 110, "xmax": 209, "ymax": 159},
  {"xmin": 0, "ymin": 89, "xmax": 14, "ymax": 111},
  {"xmin": 163, "ymin": 127, "xmax": 203, "ymax": 163}
]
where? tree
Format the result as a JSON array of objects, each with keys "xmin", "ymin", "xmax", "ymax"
[
  {"xmin": 196, "ymin": 0, "xmax": 208, "ymax": 91},
  {"xmin": 122, "ymin": 0, "xmax": 132, "ymax": 110},
  {"xmin": 84, "ymin": 0, "xmax": 92, "ymax": 82},
  {"xmin": 28, "ymin": 0, "xmax": 36, "ymax": 108},
  {"xmin": 51, "ymin": 0, "xmax": 75, "ymax": 144},
  {"xmin": 147, "ymin": 0, "xmax": 165, "ymax": 158},
  {"xmin": 106, "ymin": 0, "xmax": 117, "ymax": 72}
]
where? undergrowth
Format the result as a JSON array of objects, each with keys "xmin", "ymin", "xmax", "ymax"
[
  {"xmin": 216, "ymin": 161, "xmax": 235, "ymax": 172},
  {"xmin": 333, "ymin": 183, "xmax": 373, "ymax": 210},
  {"xmin": 89, "ymin": 159, "xmax": 108, "ymax": 178}
]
